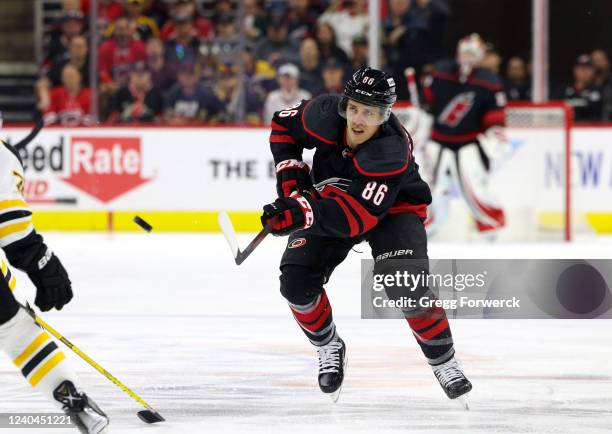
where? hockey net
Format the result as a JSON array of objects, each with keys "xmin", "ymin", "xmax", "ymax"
[{"xmin": 393, "ymin": 101, "xmax": 575, "ymax": 241}]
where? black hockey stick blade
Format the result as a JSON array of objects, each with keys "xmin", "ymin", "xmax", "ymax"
[
  {"xmin": 235, "ymin": 226, "xmax": 270, "ymax": 265},
  {"xmin": 137, "ymin": 410, "xmax": 165, "ymax": 423},
  {"xmin": 218, "ymin": 211, "xmax": 270, "ymax": 265}
]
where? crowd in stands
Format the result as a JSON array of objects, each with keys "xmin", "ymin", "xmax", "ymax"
[{"xmin": 35, "ymin": 0, "xmax": 612, "ymax": 126}]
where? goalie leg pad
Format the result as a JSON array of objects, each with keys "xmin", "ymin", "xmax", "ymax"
[{"xmin": 457, "ymin": 143, "xmax": 505, "ymax": 233}]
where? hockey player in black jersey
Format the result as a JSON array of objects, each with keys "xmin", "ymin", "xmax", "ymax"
[
  {"xmin": 260, "ymin": 67, "xmax": 472, "ymax": 403},
  {"xmin": 422, "ymin": 34, "xmax": 508, "ymax": 238}
]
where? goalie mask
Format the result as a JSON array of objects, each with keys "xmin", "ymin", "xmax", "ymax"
[{"xmin": 457, "ymin": 34, "xmax": 485, "ymax": 80}]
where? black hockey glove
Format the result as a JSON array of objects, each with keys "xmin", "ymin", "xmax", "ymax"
[
  {"xmin": 28, "ymin": 249, "xmax": 73, "ymax": 312},
  {"xmin": 275, "ymin": 159, "xmax": 312, "ymax": 198},
  {"xmin": 261, "ymin": 191, "xmax": 315, "ymax": 236}
]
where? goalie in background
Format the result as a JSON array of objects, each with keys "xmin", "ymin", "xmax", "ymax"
[
  {"xmin": 0, "ymin": 140, "xmax": 108, "ymax": 434},
  {"xmin": 421, "ymin": 34, "xmax": 509, "ymax": 239}
]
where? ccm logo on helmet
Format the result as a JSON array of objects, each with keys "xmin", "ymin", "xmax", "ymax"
[
  {"xmin": 355, "ymin": 89, "xmax": 373, "ymax": 96},
  {"xmin": 288, "ymin": 238, "xmax": 307, "ymax": 249},
  {"xmin": 375, "ymin": 249, "xmax": 414, "ymax": 261}
]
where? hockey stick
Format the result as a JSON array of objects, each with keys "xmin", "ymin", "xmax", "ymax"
[
  {"xmin": 218, "ymin": 211, "xmax": 270, "ymax": 265},
  {"xmin": 16, "ymin": 301, "xmax": 165, "ymax": 424},
  {"xmin": 404, "ymin": 67, "xmax": 420, "ymax": 108},
  {"xmin": 14, "ymin": 113, "xmax": 44, "ymax": 151}
]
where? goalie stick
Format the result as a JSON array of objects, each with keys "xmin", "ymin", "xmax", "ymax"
[
  {"xmin": 218, "ymin": 211, "xmax": 270, "ymax": 265},
  {"xmin": 16, "ymin": 301, "xmax": 165, "ymax": 424}
]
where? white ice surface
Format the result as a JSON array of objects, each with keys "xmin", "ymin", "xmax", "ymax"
[{"xmin": 1, "ymin": 233, "xmax": 611, "ymax": 433}]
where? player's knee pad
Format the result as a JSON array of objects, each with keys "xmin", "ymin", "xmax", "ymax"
[
  {"xmin": 279, "ymin": 265, "xmax": 325, "ymax": 305},
  {"xmin": 373, "ymin": 258, "xmax": 434, "ymax": 314}
]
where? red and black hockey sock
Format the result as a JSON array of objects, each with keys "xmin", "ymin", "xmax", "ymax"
[
  {"xmin": 288, "ymin": 289, "xmax": 336, "ymax": 346},
  {"xmin": 406, "ymin": 305, "xmax": 455, "ymax": 365}
]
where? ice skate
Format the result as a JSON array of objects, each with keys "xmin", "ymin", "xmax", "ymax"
[
  {"xmin": 317, "ymin": 337, "xmax": 347, "ymax": 402},
  {"xmin": 53, "ymin": 381, "xmax": 109, "ymax": 434},
  {"xmin": 432, "ymin": 357, "xmax": 472, "ymax": 409}
]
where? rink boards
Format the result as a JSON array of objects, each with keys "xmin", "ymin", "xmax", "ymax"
[{"xmin": 1, "ymin": 125, "xmax": 612, "ymax": 236}]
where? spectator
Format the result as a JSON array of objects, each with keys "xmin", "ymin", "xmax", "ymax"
[
  {"xmin": 481, "ymin": 45, "xmax": 502, "ymax": 75},
  {"xmin": 558, "ymin": 54, "xmax": 603, "ymax": 122},
  {"xmin": 596, "ymin": 50, "xmax": 612, "ymax": 120},
  {"xmin": 214, "ymin": 63, "xmax": 263, "ymax": 125},
  {"xmin": 318, "ymin": 0, "xmax": 369, "ymax": 58},
  {"xmin": 107, "ymin": 62, "xmax": 163, "ymax": 123},
  {"xmin": 287, "ymin": 0, "xmax": 318, "ymax": 40},
  {"xmin": 243, "ymin": 0, "xmax": 267, "ymax": 42},
  {"xmin": 80, "ymin": 0, "xmax": 124, "ymax": 22},
  {"xmin": 298, "ymin": 37, "xmax": 324, "ymax": 95},
  {"xmin": 45, "ymin": 11, "xmax": 85, "ymax": 67},
  {"xmin": 160, "ymin": 0, "xmax": 214, "ymax": 41},
  {"xmin": 383, "ymin": 0, "xmax": 450, "ymax": 99},
  {"xmin": 43, "ymin": 64, "xmax": 91, "ymax": 126},
  {"xmin": 210, "ymin": 14, "xmax": 241, "ymax": 66},
  {"xmin": 105, "ymin": 0, "xmax": 160, "ymax": 42},
  {"xmin": 37, "ymin": 35, "xmax": 91, "ymax": 112},
  {"xmin": 315, "ymin": 22, "xmax": 350, "ymax": 68},
  {"xmin": 164, "ymin": 64, "xmax": 224, "ymax": 124},
  {"xmin": 253, "ymin": 12, "xmax": 300, "ymax": 67},
  {"xmin": 591, "ymin": 49, "xmax": 610, "ymax": 88},
  {"xmin": 350, "ymin": 34, "xmax": 368, "ymax": 71},
  {"xmin": 504, "ymin": 56, "xmax": 531, "ymax": 101},
  {"xmin": 164, "ymin": 14, "xmax": 200, "ymax": 68},
  {"xmin": 263, "ymin": 63, "xmax": 311, "ymax": 124},
  {"xmin": 212, "ymin": 0, "xmax": 234, "ymax": 23},
  {"xmin": 319, "ymin": 57, "xmax": 345, "ymax": 95},
  {"xmin": 99, "ymin": 16, "xmax": 147, "ymax": 87},
  {"xmin": 145, "ymin": 38, "xmax": 177, "ymax": 93},
  {"xmin": 46, "ymin": 35, "xmax": 90, "ymax": 87}
]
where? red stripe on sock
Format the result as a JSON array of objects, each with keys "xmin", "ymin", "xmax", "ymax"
[
  {"xmin": 407, "ymin": 306, "xmax": 446, "ymax": 331},
  {"xmin": 418, "ymin": 318, "xmax": 450, "ymax": 341},
  {"xmin": 290, "ymin": 290, "xmax": 330, "ymax": 324}
]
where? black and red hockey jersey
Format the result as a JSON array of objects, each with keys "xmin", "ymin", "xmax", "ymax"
[
  {"xmin": 423, "ymin": 59, "xmax": 506, "ymax": 146},
  {"xmin": 269, "ymin": 95, "xmax": 432, "ymax": 238}
]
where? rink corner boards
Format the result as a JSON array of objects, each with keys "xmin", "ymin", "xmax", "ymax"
[{"xmin": 31, "ymin": 210, "xmax": 263, "ymax": 232}]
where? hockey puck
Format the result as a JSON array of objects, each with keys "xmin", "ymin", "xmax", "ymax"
[{"xmin": 133, "ymin": 216, "xmax": 153, "ymax": 232}]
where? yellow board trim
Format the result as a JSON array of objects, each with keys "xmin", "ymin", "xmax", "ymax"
[
  {"xmin": 585, "ymin": 213, "xmax": 612, "ymax": 233},
  {"xmin": 1, "ymin": 260, "xmax": 6, "ymax": 276},
  {"xmin": 32, "ymin": 211, "xmax": 263, "ymax": 232},
  {"xmin": 30, "ymin": 210, "xmax": 612, "ymax": 234},
  {"xmin": 13, "ymin": 332, "xmax": 50, "ymax": 367},
  {"xmin": 29, "ymin": 352, "xmax": 65, "ymax": 387},
  {"xmin": 0, "ymin": 199, "xmax": 29, "ymax": 210},
  {"xmin": 0, "ymin": 220, "xmax": 32, "ymax": 238}
]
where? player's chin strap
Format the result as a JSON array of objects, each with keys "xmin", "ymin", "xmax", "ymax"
[{"xmin": 15, "ymin": 300, "xmax": 165, "ymax": 424}]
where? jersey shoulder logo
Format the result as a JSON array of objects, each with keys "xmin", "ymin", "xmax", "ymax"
[{"xmin": 438, "ymin": 92, "xmax": 475, "ymax": 127}]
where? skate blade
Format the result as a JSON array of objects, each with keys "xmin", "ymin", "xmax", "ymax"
[
  {"xmin": 327, "ymin": 354, "xmax": 349, "ymax": 403},
  {"xmin": 456, "ymin": 393, "xmax": 470, "ymax": 410}
]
